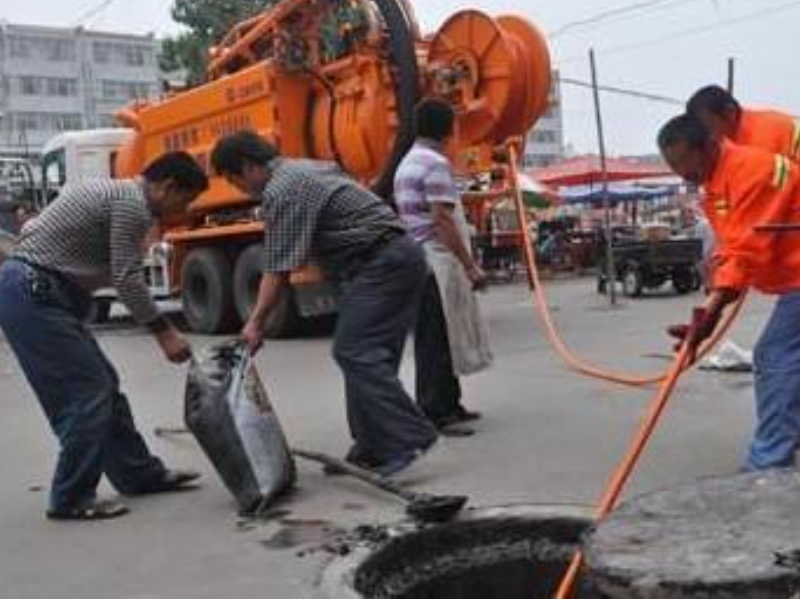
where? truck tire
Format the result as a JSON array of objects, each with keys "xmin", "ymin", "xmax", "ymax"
[
  {"xmin": 622, "ymin": 264, "xmax": 643, "ymax": 298},
  {"xmin": 370, "ymin": 0, "xmax": 419, "ymax": 201},
  {"xmin": 181, "ymin": 247, "xmax": 239, "ymax": 334},
  {"xmin": 87, "ymin": 298, "xmax": 112, "ymax": 324},
  {"xmin": 233, "ymin": 244, "xmax": 300, "ymax": 339}
]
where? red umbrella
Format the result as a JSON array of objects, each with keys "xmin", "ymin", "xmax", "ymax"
[{"xmin": 531, "ymin": 155, "xmax": 673, "ymax": 186}]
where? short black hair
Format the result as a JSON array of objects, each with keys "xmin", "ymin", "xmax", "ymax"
[
  {"xmin": 415, "ymin": 98, "xmax": 455, "ymax": 141},
  {"xmin": 686, "ymin": 85, "xmax": 741, "ymax": 118},
  {"xmin": 142, "ymin": 151, "xmax": 208, "ymax": 194},
  {"xmin": 211, "ymin": 130, "xmax": 280, "ymax": 176},
  {"xmin": 657, "ymin": 113, "xmax": 713, "ymax": 152}
]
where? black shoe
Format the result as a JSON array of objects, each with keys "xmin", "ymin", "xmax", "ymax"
[
  {"xmin": 454, "ymin": 406, "xmax": 482, "ymax": 422},
  {"xmin": 131, "ymin": 469, "xmax": 201, "ymax": 494},
  {"xmin": 436, "ymin": 422, "xmax": 475, "ymax": 437},
  {"xmin": 323, "ymin": 450, "xmax": 382, "ymax": 476},
  {"xmin": 47, "ymin": 500, "xmax": 129, "ymax": 521}
]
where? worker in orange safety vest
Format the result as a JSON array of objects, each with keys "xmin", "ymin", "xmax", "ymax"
[
  {"xmin": 659, "ymin": 113, "xmax": 800, "ymax": 471},
  {"xmin": 687, "ymin": 85, "xmax": 800, "ymax": 161}
]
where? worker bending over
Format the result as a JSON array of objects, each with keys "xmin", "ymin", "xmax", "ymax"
[
  {"xmin": 0, "ymin": 152, "xmax": 207, "ymax": 520},
  {"xmin": 659, "ymin": 113, "xmax": 800, "ymax": 471},
  {"xmin": 211, "ymin": 131, "xmax": 437, "ymax": 478}
]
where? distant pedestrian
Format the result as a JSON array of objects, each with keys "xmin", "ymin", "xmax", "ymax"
[
  {"xmin": 395, "ymin": 98, "xmax": 493, "ymax": 436},
  {"xmin": 0, "ymin": 152, "xmax": 208, "ymax": 520}
]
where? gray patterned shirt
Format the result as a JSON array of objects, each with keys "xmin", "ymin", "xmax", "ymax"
[
  {"xmin": 13, "ymin": 179, "xmax": 159, "ymax": 324},
  {"xmin": 261, "ymin": 159, "xmax": 405, "ymax": 276}
]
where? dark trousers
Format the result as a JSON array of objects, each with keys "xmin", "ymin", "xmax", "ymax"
[
  {"xmin": 332, "ymin": 235, "xmax": 437, "ymax": 463},
  {"xmin": 0, "ymin": 259, "xmax": 165, "ymax": 511},
  {"xmin": 415, "ymin": 274, "xmax": 462, "ymax": 423}
]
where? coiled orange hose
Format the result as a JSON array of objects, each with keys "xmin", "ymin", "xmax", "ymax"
[{"xmin": 506, "ymin": 143, "xmax": 745, "ymax": 387}]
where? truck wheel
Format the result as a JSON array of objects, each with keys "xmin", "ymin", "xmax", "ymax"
[
  {"xmin": 181, "ymin": 247, "xmax": 238, "ymax": 334},
  {"xmin": 672, "ymin": 266, "xmax": 693, "ymax": 295},
  {"xmin": 233, "ymin": 244, "xmax": 300, "ymax": 339},
  {"xmin": 87, "ymin": 298, "xmax": 112, "ymax": 324},
  {"xmin": 622, "ymin": 265, "xmax": 643, "ymax": 298}
]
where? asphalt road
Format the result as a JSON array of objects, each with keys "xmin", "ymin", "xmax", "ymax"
[{"xmin": 0, "ymin": 276, "xmax": 772, "ymax": 597}]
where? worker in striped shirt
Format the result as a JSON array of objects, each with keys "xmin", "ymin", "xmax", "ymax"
[
  {"xmin": 659, "ymin": 114, "xmax": 800, "ymax": 471},
  {"xmin": 0, "ymin": 152, "xmax": 208, "ymax": 521}
]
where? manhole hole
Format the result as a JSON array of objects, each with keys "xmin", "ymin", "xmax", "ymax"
[{"xmin": 320, "ymin": 504, "xmax": 600, "ymax": 598}]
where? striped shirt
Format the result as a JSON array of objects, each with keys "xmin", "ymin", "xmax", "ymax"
[
  {"xmin": 13, "ymin": 179, "xmax": 159, "ymax": 324},
  {"xmin": 394, "ymin": 139, "xmax": 460, "ymax": 244},
  {"xmin": 261, "ymin": 159, "xmax": 405, "ymax": 277}
]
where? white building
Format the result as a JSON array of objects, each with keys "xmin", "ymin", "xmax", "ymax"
[
  {"xmin": 523, "ymin": 71, "xmax": 564, "ymax": 168},
  {"xmin": 0, "ymin": 22, "xmax": 160, "ymax": 158}
]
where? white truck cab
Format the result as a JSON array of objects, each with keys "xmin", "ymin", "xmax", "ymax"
[{"xmin": 39, "ymin": 129, "xmax": 173, "ymax": 322}]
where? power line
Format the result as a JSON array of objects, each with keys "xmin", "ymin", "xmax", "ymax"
[
  {"xmin": 550, "ymin": 0, "xmax": 677, "ymax": 38},
  {"xmin": 551, "ymin": 0, "xmax": 700, "ymax": 38},
  {"xmin": 560, "ymin": 77, "xmax": 683, "ymax": 105},
  {"xmin": 71, "ymin": 0, "xmax": 117, "ymax": 28},
  {"xmin": 556, "ymin": 0, "xmax": 800, "ymax": 63}
]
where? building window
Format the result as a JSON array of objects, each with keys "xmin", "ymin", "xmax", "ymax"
[
  {"xmin": 20, "ymin": 76, "xmax": 41, "ymax": 96},
  {"xmin": 94, "ymin": 41, "xmax": 153, "ymax": 66},
  {"xmin": 9, "ymin": 36, "xmax": 31, "ymax": 58},
  {"xmin": 531, "ymin": 130, "xmax": 558, "ymax": 144},
  {"xmin": 100, "ymin": 79, "xmax": 153, "ymax": 101},
  {"xmin": 98, "ymin": 114, "xmax": 120, "ymax": 128},
  {"xmin": 46, "ymin": 78, "xmax": 78, "ymax": 97},
  {"xmin": 93, "ymin": 41, "xmax": 111, "ymax": 63}
]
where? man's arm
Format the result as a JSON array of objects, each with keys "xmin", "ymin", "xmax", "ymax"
[
  {"xmin": 432, "ymin": 203, "xmax": 484, "ymax": 285},
  {"xmin": 110, "ymin": 197, "xmax": 190, "ymax": 363},
  {"xmin": 714, "ymin": 155, "xmax": 798, "ymax": 290},
  {"xmin": 241, "ymin": 271, "xmax": 290, "ymax": 354},
  {"xmin": 425, "ymin": 161, "xmax": 485, "ymax": 286}
]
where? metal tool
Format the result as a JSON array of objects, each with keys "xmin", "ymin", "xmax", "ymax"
[{"xmin": 292, "ymin": 448, "xmax": 468, "ymax": 523}]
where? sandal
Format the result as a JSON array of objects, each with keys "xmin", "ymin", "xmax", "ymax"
[{"xmin": 47, "ymin": 500, "xmax": 129, "ymax": 521}]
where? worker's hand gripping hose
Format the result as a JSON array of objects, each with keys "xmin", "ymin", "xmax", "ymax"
[
  {"xmin": 505, "ymin": 142, "xmax": 745, "ymax": 386},
  {"xmin": 552, "ymin": 308, "xmax": 706, "ymax": 598}
]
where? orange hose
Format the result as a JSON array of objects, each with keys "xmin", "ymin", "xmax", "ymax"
[
  {"xmin": 553, "ymin": 318, "xmax": 697, "ymax": 598},
  {"xmin": 506, "ymin": 143, "xmax": 745, "ymax": 386}
]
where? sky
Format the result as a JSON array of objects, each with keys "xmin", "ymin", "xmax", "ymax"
[{"xmin": 2, "ymin": 0, "xmax": 800, "ymax": 156}]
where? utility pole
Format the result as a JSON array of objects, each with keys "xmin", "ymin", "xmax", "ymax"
[
  {"xmin": 590, "ymin": 48, "xmax": 616, "ymax": 306},
  {"xmin": 727, "ymin": 57, "xmax": 735, "ymax": 94}
]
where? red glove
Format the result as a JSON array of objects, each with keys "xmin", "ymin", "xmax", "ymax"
[{"xmin": 666, "ymin": 308, "xmax": 718, "ymax": 359}]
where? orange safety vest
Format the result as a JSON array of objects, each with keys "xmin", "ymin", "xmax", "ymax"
[
  {"xmin": 734, "ymin": 108, "xmax": 800, "ymax": 161},
  {"xmin": 704, "ymin": 141, "xmax": 800, "ymax": 293}
]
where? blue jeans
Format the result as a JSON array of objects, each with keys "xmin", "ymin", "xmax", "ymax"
[
  {"xmin": 747, "ymin": 291, "xmax": 800, "ymax": 470},
  {"xmin": 0, "ymin": 259, "xmax": 165, "ymax": 511},
  {"xmin": 332, "ymin": 235, "xmax": 437, "ymax": 463}
]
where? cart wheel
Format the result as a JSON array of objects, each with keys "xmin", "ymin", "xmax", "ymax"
[
  {"xmin": 597, "ymin": 275, "xmax": 607, "ymax": 295},
  {"xmin": 672, "ymin": 266, "xmax": 694, "ymax": 295},
  {"xmin": 622, "ymin": 265, "xmax": 643, "ymax": 298}
]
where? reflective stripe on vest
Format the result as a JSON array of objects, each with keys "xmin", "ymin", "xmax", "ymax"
[{"xmin": 773, "ymin": 154, "xmax": 791, "ymax": 189}]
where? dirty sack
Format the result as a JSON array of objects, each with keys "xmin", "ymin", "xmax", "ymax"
[{"xmin": 185, "ymin": 342, "xmax": 296, "ymax": 513}]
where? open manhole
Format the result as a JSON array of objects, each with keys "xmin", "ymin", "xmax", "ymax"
[{"xmin": 321, "ymin": 504, "xmax": 600, "ymax": 599}]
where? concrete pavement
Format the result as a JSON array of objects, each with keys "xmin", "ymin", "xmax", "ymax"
[{"xmin": 0, "ymin": 277, "xmax": 772, "ymax": 597}]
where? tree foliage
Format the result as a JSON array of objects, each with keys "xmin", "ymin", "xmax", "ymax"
[{"xmin": 159, "ymin": 0, "xmax": 278, "ymax": 85}]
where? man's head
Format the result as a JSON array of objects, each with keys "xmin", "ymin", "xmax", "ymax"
[
  {"xmin": 142, "ymin": 151, "xmax": 208, "ymax": 217},
  {"xmin": 686, "ymin": 85, "xmax": 742, "ymax": 139},
  {"xmin": 211, "ymin": 130, "xmax": 280, "ymax": 196},
  {"xmin": 415, "ymin": 97, "xmax": 455, "ymax": 142},
  {"xmin": 658, "ymin": 113, "xmax": 720, "ymax": 185}
]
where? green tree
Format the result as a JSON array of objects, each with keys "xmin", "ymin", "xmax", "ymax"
[{"xmin": 159, "ymin": 0, "xmax": 278, "ymax": 85}]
